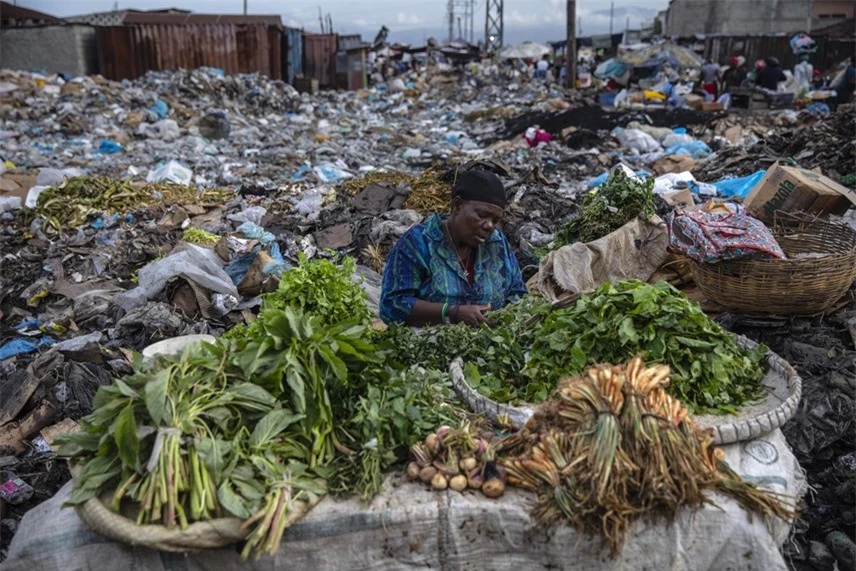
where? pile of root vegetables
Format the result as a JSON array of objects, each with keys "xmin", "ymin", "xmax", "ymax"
[
  {"xmin": 406, "ymin": 422, "xmax": 506, "ymax": 498},
  {"xmin": 496, "ymin": 357, "xmax": 797, "ymax": 552}
]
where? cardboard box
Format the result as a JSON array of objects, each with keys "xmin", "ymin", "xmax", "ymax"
[
  {"xmin": 745, "ymin": 163, "xmax": 856, "ymax": 223},
  {"xmin": 660, "ymin": 188, "xmax": 695, "ymax": 209},
  {"xmin": 702, "ymin": 102, "xmax": 725, "ymax": 112},
  {"xmin": 684, "ymin": 94, "xmax": 703, "ymax": 110}
]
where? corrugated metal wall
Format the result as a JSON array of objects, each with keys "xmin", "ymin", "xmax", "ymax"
[
  {"xmin": 283, "ymin": 27, "xmax": 303, "ymax": 84},
  {"xmin": 303, "ymin": 33, "xmax": 337, "ymax": 88},
  {"xmin": 704, "ymin": 35, "xmax": 831, "ymax": 70},
  {"xmin": 97, "ymin": 24, "xmax": 282, "ymax": 80}
]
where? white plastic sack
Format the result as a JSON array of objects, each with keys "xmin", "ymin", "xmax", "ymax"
[
  {"xmin": 138, "ymin": 119, "xmax": 180, "ymax": 141},
  {"xmin": 115, "ymin": 243, "xmax": 238, "ymax": 312},
  {"xmin": 612, "ymin": 127, "xmax": 662, "ymax": 154},
  {"xmin": 4, "ymin": 428, "xmax": 801, "ymax": 571},
  {"xmin": 533, "ymin": 216, "xmax": 669, "ymax": 301},
  {"xmin": 146, "ymin": 160, "xmax": 192, "ymax": 185},
  {"xmin": 653, "ymin": 172, "xmax": 696, "ymax": 195}
]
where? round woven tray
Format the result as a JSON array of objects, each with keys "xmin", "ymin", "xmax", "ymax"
[
  {"xmin": 690, "ymin": 213, "xmax": 856, "ymax": 315},
  {"xmin": 449, "ymin": 335, "xmax": 802, "ymax": 445}
]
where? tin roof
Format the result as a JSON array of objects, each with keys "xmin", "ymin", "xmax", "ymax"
[
  {"xmin": 121, "ymin": 11, "xmax": 282, "ymax": 27},
  {"xmin": 0, "ymin": 1, "xmax": 64, "ymax": 24}
]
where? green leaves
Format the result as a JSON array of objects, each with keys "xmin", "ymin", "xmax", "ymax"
[
  {"xmin": 554, "ymin": 170, "xmax": 656, "ymax": 247},
  {"xmin": 144, "ymin": 369, "xmax": 170, "ymax": 426},
  {"xmin": 114, "ymin": 403, "xmax": 140, "ymax": 471},
  {"xmin": 250, "ymin": 409, "xmax": 304, "ymax": 448},
  {"xmin": 523, "ymin": 280, "xmax": 766, "ymax": 414}
]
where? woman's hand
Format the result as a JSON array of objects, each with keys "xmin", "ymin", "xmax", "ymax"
[{"xmin": 454, "ymin": 304, "xmax": 490, "ymax": 327}]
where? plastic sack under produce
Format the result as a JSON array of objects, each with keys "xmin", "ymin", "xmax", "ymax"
[{"xmin": 3, "ymin": 428, "xmax": 803, "ymax": 571}]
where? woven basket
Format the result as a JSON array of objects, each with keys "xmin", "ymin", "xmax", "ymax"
[
  {"xmin": 690, "ymin": 213, "xmax": 856, "ymax": 315},
  {"xmin": 450, "ymin": 335, "xmax": 802, "ymax": 446}
]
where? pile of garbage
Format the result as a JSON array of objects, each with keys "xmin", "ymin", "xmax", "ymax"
[
  {"xmin": 1, "ymin": 64, "xmax": 855, "ymax": 565},
  {"xmin": 721, "ymin": 309, "xmax": 856, "ymax": 571}
]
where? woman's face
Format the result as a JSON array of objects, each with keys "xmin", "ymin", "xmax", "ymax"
[{"xmin": 450, "ymin": 198, "xmax": 503, "ymax": 248}]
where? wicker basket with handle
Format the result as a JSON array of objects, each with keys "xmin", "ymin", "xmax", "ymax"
[{"xmin": 690, "ymin": 212, "xmax": 856, "ymax": 315}]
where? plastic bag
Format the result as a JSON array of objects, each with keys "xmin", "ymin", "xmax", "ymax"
[
  {"xmin": 711, "ymin": 170, "xmax": 766, "ymax": 199},
  {"xmin": 146, "ymin": 160, "xmax": 192, "ymax": 185},
  {"xmin": 611, "ymin": 127, "xmax": 662, "ymax": 153},
  {"xmin": 227, "ymin": 206, "xmax": 267, "ymax": 226},
  {"xmin": 138, "ymin": 119, "xmax": 180, "ymax": 141},
  {"xmin": 115, "ymin": 243, "xmax": 239, "ymax": 312},
  {"xmin": 664, "ymin": 140, "xmax": 712, "ymax": 159},
  {"xmin": 236, "ymin": 221, "xmax": 275, "ymax": 245}
]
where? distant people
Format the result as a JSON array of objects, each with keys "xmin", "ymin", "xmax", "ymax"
[
  {"xmin": 832, "ymin": 56, "xmax": 856, "ymax": 105},
  {"xmin": 756, "ymin": 57, "xmax": 786, "ymax": 91},
  {"xmin": 701, "ymin": 58, "xmax": 720, "ymax": 98},
  {"xmin": 534, "ymin": 54, "xmax": 550, "ymax": 79},
  {"xmin": 722, "ymin": 56, "xmax": 747, "ymax": 92},
  {"xmin": 811, "ymin": 69, "xmax": 825, "ymax": 90},
  {"xmin": 793, "ymin": 54, "xmax": 813, "ymax": 90}
]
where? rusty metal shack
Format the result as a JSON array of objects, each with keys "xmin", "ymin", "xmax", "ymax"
[
  {"xmin": 96, "ymin": 12, "xmax": 283, "ymax": 81},
  {"xmin": 303, "ymin": 33, "xmax": 338, "ymax": 88},
  {"xmin": 336, "ymin": 35, "xmax": 370, "ymax": 91}
]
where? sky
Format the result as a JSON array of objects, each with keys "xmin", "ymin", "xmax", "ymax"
[{"xmin": 15, "ymin": 0, "xmax": 669, "ymax": 45}]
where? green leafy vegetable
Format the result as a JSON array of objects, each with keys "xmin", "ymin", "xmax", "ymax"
[{"xmin": 554, "ymin": 170, "xmax": 656, "ymax": 247}]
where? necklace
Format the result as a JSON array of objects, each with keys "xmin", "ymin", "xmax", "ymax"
[{"xmin": 444, "ymin": 221, "xmax": 471, "ymax": 280}]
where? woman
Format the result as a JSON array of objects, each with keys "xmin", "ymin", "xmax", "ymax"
[{"xmin": 380, "ymin": 169, "xmax": 527, "ymax": 327}]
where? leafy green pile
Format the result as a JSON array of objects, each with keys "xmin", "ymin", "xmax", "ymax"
[
  {"xmin": 554, "ymin": 170, "xmax": 656, "ymax": 247},
  {"xmin": 58, "ymin": 256, "xmax": 462, "ymax": 558},
  {"xmin": 521, "ymin": 281, "xmax": 766, "ymax": 414},
  {"xmin": 226, "ymin": 254, "xmax": 371, "ymax": 341}
]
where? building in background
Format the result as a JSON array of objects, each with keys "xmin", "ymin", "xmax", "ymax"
[
  {"xmin": 665, "ymin": 0, "xmax": 812, "ymax": 36},
  {"xmin": 0, "ymin": 1, "xmax": 97, "ymax": 76}
]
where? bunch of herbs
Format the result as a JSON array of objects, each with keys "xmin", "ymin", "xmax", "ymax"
[{"xmin": 554, "ymin": 170, "xmax": 656, "ymax": 247}]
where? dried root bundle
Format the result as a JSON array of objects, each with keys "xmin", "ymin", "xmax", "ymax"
[{"xmin": 499, "ymin": 357, "xmax": 796, "ymax": 553}]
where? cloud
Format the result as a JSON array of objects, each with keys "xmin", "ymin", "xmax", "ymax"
[{"xmin": 396, "ymin": 12, "xmax": 425, "ymax": 26}]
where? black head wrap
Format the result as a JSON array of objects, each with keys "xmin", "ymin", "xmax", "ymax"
[{"xmin": 451, "ymin": 169, "xmax": 507, "ymax": 208}]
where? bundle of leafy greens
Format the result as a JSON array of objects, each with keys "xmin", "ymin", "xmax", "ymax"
[
  {"xmin": 520, "ymin": 281, "xmax": 766, "ymax": 414},
  {"xmin": 554, "ymin": 170, "xmax": 656, "ymax": 247},
  {"xmin": 58, "ymin": 256, "xmax": 461, "ymax": 558},
  {"xmin": 225, "ymin": 254, "xmax": 371, "ymax": 341}
]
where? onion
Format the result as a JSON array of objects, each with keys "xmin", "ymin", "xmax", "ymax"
[
  {"xmin": 431, "ymin": 473, "xmax": 448, "ymax": 491},
  {"xmin": 449, "ymin": 474, "xmax": 468, "ymax": 492},
  {"xmin": 460, "ymin": 457, "xmax": 478, "ymax": 472},
  {"xmin": 419, "ymin": 466, "xmax": 438, "ymax": 484},
  {"xmin": 436, "ymin": 425, "xmax": 452, "ymax": 440},
  {"xmin": 482, "ymin": 478, "xmax": 505, "ymax": 498},
  {"xmin": 424, "ymin": 433, "xmax": 439, "ymax": 455},
  {"xmin": 406, "ymin": 462, "xmax": 421, "ymax": 481},
  {"xmin": 467, "ymin": 468, "xmax": 483, "ymax": 489}
]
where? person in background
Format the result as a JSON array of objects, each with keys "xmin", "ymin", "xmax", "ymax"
[
  {"xmin": 534, "ymin": 54, "xmax": 550, "ymax": 79},
  {"xmin": 380, "ymin": 169, "xmax": 527, "ymax": 327},
  {"xmin": 834, "ymin": 56, "xmax": 856, "ymax": 105},
  {"xmin": 793, "ymin": 54, "xmax": 814, "ymax": 90},
  {"xmin": 811, "ymin": 69, "xmax": 825, "ymax": 90},
  {"xmin": 756, "ymin": 57, "xmax": 787, "ymax": 91},
  {"xmin": 722, "ymin": 56, "xmax": 747, "ymax": 92},
  {"xmin": 701, "ymin": 58, "xmax": 721, "ymax": 98}
]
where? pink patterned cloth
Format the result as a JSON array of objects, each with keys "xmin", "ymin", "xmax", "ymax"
[{"xmin": 666, "ymin": 209, "xmax": 786, "ymax": 264}]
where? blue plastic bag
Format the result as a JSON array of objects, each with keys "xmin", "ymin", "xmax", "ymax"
[
  {"xmin": 237, "ymin": 222, "xmax": 275, "ymax": 245},
  {"xmin": 149, "ymin": 99, "xmax": 169, "ymax": 119},
  {"xmin": 711, "ymin": 170, "xmax": 766, "ymax": 199},
  {"xmin": 664, "ymin": 140, "xmax": 712, "ymax": 159},
  {"xmin": 0, "ymin": 336, "xmax": 55, "ymax": 361},
  {"xmin": 97, "ymin": 140, "xmax": 123, "ymax": 154}
]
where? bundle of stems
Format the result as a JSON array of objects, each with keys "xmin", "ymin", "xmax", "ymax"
[{"xmin": 499, "ymin": 357, "xmax": 797, "ymax": 554}]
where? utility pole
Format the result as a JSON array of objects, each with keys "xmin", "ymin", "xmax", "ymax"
[
  {"xmin": 565, "ymin": 0, "xmax": 576, "ymax": 89},
  {"xmin": 243, "ymin": 0, "xmax": 247, "ymax": 16},
  {"xmin": 609, "ymin": 1, "xmax": 614, "ymax": 35},
  {"xmin": 448, "ymin": 0, "xmax": 454, "ymax": 44}
]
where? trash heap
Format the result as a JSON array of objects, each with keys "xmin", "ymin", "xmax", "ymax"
[{"xmin": 0, "ymin": 65, "xmax": 854, "ymax": 568}]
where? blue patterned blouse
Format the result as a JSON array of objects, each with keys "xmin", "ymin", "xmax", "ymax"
[{"xmin": 380, "ymin": 214, "xmax": 528, "ymax": 324}]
